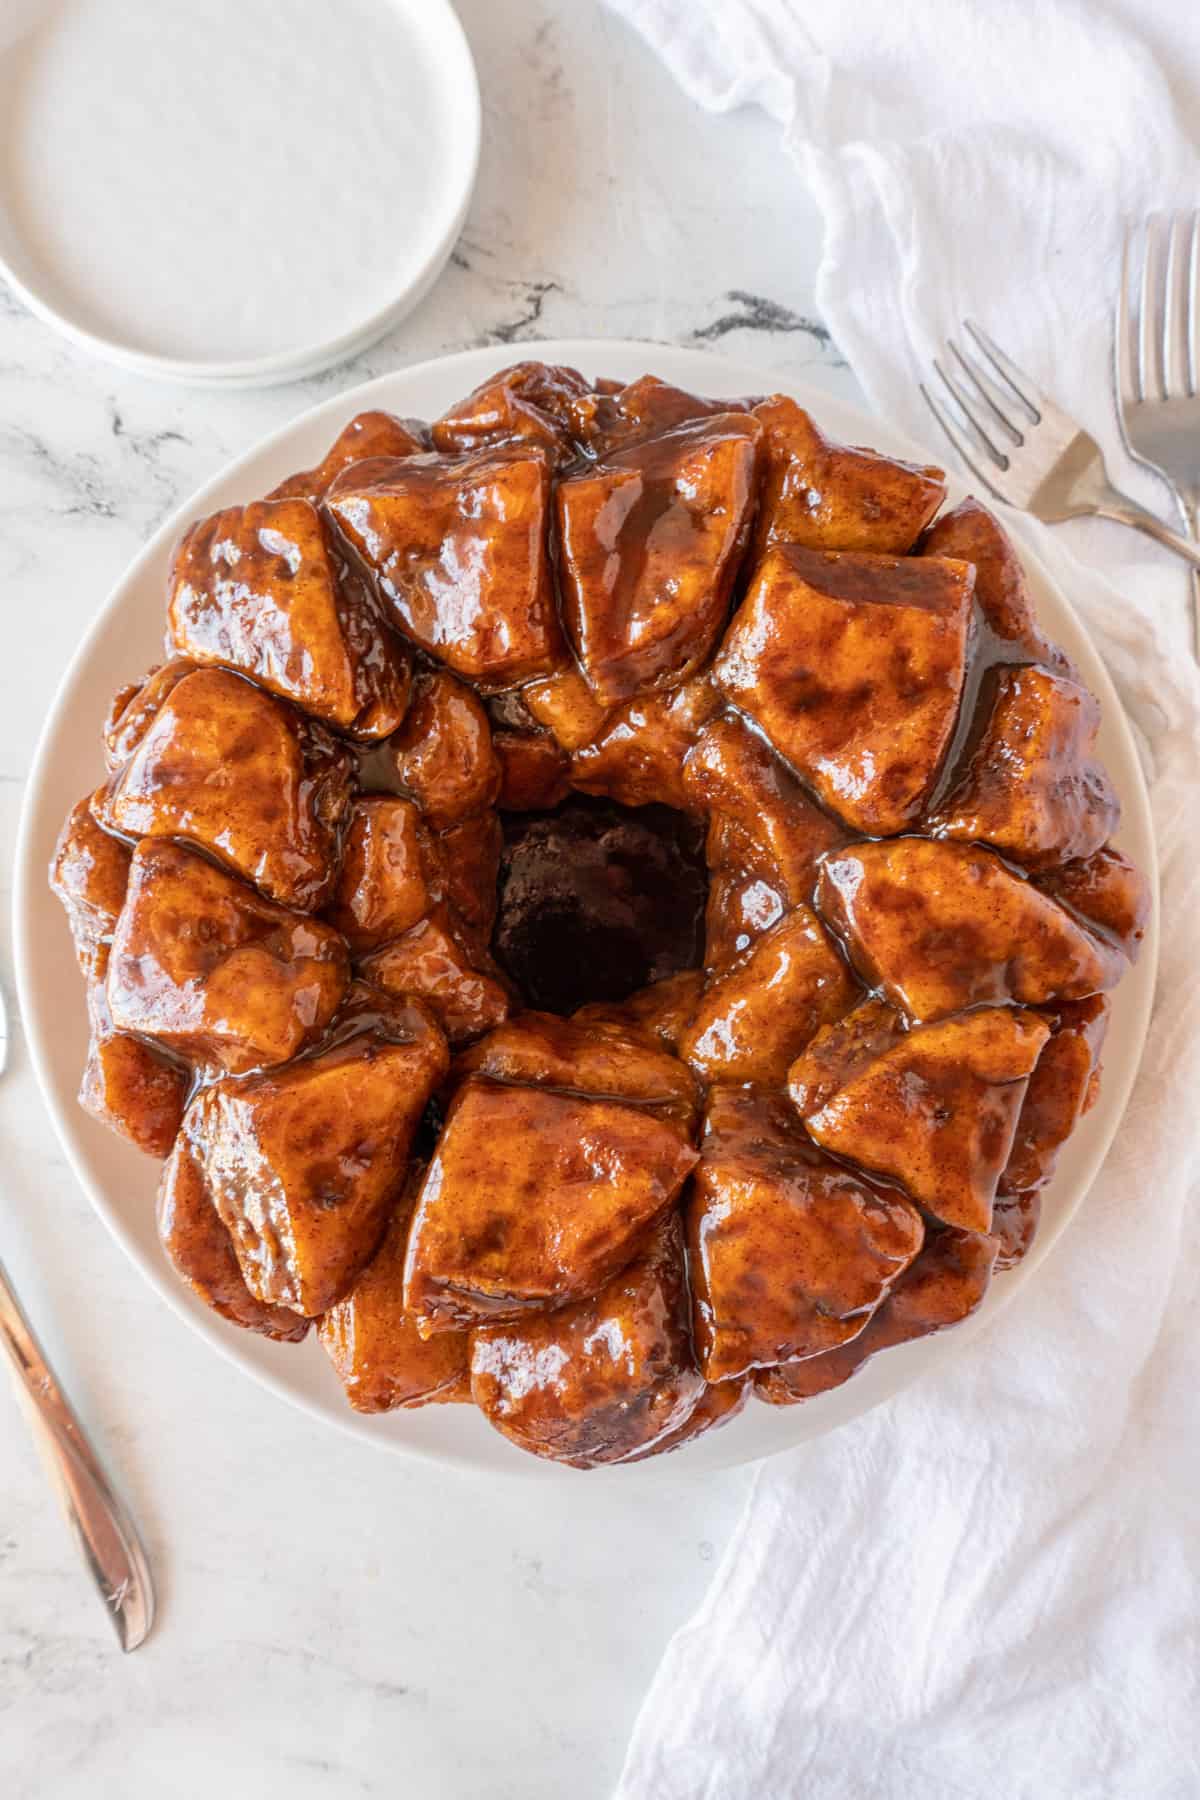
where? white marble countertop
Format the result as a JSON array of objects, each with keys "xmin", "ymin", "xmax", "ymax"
[{"xmin": 0, "ymin": 5, "xmax": 861, "ymax": 1795}]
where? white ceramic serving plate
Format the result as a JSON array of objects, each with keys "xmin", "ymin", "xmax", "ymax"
[
  {"xmin": 0, "ymin": 0, "xmax": 479, "ymax": 386},
  {"xmin": 13, "ymin": 341, "xmax": 1159, "ymax": 1478}
]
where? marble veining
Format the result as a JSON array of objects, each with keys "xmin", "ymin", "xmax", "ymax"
[{"xmin": 0, "ymin": 2, "xmax": 860, "ymax": 1796}]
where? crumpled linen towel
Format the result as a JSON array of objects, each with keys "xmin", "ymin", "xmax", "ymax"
[{"xmin": 601, "ymin": 3, "xmax": 1200, "ymax": 1794}]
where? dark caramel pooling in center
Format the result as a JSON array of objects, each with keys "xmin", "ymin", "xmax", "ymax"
[{"xmin": 50, "ymin": 360, "xmax": 1146, "ymax": 1469}]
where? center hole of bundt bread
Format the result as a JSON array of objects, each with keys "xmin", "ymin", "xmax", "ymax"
[{"xmin": 492, "ymin": 795, "xmax": 708, "ymax": 1015}]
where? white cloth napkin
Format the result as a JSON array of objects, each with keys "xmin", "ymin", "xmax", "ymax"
[{"xmin": 602, "ymin": 3, "xmax": 1200, "ymax": 1794}]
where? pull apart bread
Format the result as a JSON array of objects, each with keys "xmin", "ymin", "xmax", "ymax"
[{"xmin": 51, "ymin": 366, "xmax": 1147, "ymax": 1465}]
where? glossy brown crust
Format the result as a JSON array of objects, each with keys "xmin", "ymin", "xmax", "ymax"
[
  {"xmin": 588, "ymin": 376, "xmax": 754, "ymax": 457},
  {"xmin": 455, "ymin": 1011, "xmax": 701, "ymax": 1130},
  {"xmin": 431, "ymin": 362, "xmax": 594, "ymax": 460},
  {"xmin": 990, "ymin": 1192, "xmax": 1042, "ymax": 1270},
  {"xmin": 359, "ymin": 905, "xmax": 512, "ymax": 1045},
  {"xmin": 800, "ymin": 1007, "xmax": 1051, "ymax": 1232},
  {"xmin": 713, "ymin": 543, "xmax": 973, "ymax": 835},
  {"xmin": 54, "ymin": 365, "xmax": 1147, "ymax": 1466},
  {"xmin": 436, "ymin": 811, "xmax": 503, "ymax": 939},
  {"xmin": 680, "ymin": 905, "xmax": 856, "ymax": 1086},
  {"xmin": 268, "ymin": 410, "xmax": 426, "ymax": 500},
  {"xmin": 167, "ymin": 497, "xmax": 411, "ymax": 737},
  {"xmin": 103, "ymin": 660, "xmax": 197, "ymax": 770},
  {"xmin": 80, "ymin": 966, "xmax": 187, "ymax": 1157},
  {"xmin": 752, "ymin": 395, "xmax": 945, "ymax": 557},
  {"xmin": 1035, "ymin": 846, "xmax": 1150, "ymax": 964},
  {"xmin": 189, "ymin": 995, "xmax": 448, "ymax": 1316},
  {"xmin": 786, "ymin": 997, "xmax": 907, "ymax": 1116},
  {"xmin": 569, "ymin": 674, "xmax": 721, "ymax": 813},
  {"xmin": 318, "ymin": 1167, "xmax": 469, "ymax": 1411},
  {"xmin": 755, "ymin": 1228, "xmax": 998, "ymax": 1404},
  {"xmin": 326, "ymin": 796, "xmax": 440, "ymax": 950},
  {"xmin": 470, "ymin": 1212, "xmax": 705, "ymax": 1467},
  {"xmin": 107, "ymin": 840, "xmax": 349, "ymax": 1073},
  {"xmin": 327, "ymin": 447, "xmax": 564, "ymax": 688},
  {"xmin": 493, "ymin": 730, "xmax": 571, "ymax": 811},
  {"xmin": 574, "ymin": 969, "xmax": 706, "ymax": 1053},
  {"xmin": 99, "ymin": 667, "xmax": 352, "ymax": 910},
  {"xmin": 390, "ymin": 670, "xmax": 501, "ymax": 827},
  {"xmin": 999, "ymin": 995, "xmax": 1109, "ymax": 1194},
  {"xmin": 919, "ymin": 496, "xmax": 1060, "ymax": 663},
  {"xmin": 927, "ymin": 666, "xmax": 1118, "ymax": 870},
  {"xmin": 817, "ymin": 838, "xmax": 1126, "ymax": 1023},
  {"xmin": 403, "ymin": 1076, "xmax": 698, "ymax": 1334},
  {"xmin": 684, "ymin": 713, "xmax": 845, "ymax": 968},
  {"xmin": 158, "ymin": 1136, "xmax": 311, "ymax": 1340},
  {"xmin": 50, "ymin": 794, "xmax": 133, "ymax": 976},
  {"xmin": 688, "ymin": 1088, "xmax": 924, "ymax": 1382},
  {"xmin": 556, "ymin": 413, "xmax": 761, "ymax": 705},
  {"xmin": 619, "ymin": 1374, "xmax": 749, "ymax": 1462},
  {"xmin": 522, "ymin": 665, "xmax": 614, "ymax": 752}
]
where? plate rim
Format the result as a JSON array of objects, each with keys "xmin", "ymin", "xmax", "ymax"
[
  {"xmin": 0, "ymin": 0, "xmax": 481, "ymax": 388},
  {"xmin": 12, "ymin": 338, "xmax": 1160, "ymax": 1479}
]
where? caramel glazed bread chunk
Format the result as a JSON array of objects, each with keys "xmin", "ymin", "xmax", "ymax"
[{"xmin": 50, "ymin": 361, "xmax": 1146, "ymax": 1469}]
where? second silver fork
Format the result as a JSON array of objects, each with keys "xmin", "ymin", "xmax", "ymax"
[{"xmin": 1116, "ymin": 211, "xmax": 1200, "ymax": 657}]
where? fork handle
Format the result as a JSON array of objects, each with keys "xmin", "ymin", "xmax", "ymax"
[
  {"xmin": 1090, "ymin": 485, "xmax": 1200, "ymax": 569},
  {"xmin": 0, "ymin": 1259, "xmax": 155, "ymax": 1652}
]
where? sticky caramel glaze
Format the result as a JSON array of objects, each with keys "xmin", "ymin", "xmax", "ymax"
[
  {"xmin": 926, "ymin": 665, "xmax": 1119, "ymax": 870},
  {"xmin": 326, "ymin": 796, "xmax": 442, "ymax": 950},
  {"xmin": 50, "ymin": 794, "xmax": 133, "ymax": 977},
  {"xmin": 98, "ymin": 666, "xmax": 353, "ymax": 911},
  {"xmin": 167, "ymin": 497, "xmax": 411, "ymax": 738},
  {"xmin": 752, "ymin": 395, "xmax": 945, "ymax": 558},
  {"xmin": 574, "ymin": 968, "xmax": 707, "ymax": 1054},
  {"xmin": 619, "ymin": 1373, "xmax": 749, "ymax": 1462},
  {"xmin": 326, "ymin": 446, "xmax": 564, "ymax": 689},
  {"xmin": 54, "ymin": 363, "xmax": 1150, "ymax": 1463},
  {"xmin": 158, "ymin": 1136, "xmax": 311, "ymax": 1341},
  {"xmin": 492, "ymin": 797, "xmax": 708, "ymax": 1015},
  {"xmin": 319, "ymin": 1164, "xmax": 470, "ymax": 1411},
  {"xmin": 106, "ymin": 840, "xmax": 349, "ymax": 1075},
  {"xmin": 470, "ymin": 1211, "xmax": 706, "ymax": 1468},
  {"xmin": 268, "ymin": 410, "xmax": 427, "ymax": 501},
  {"xmin": 713, "ymin": 544, "xmax": 974, "ymax": 837},
  {"xmin": 1035, "ymin": 846, "xmax": 1150, "ymax": 964},
  {"xmin": 492, "ymin": 729, "xmax": 571, "ymax": 811},
  {"xmin": 755, "ymin": 1228, "xmax": 999, "ymax": 1405},
  {"xmin": 999, "ymin": 995, "xmax": 1109, "ymax": 1195},
  {"xmin": 991, "ymin": 1192, "xmax": 1042, "ymax": 1270},
  {"xmin": 679, "ymin": 904, "xmax": 856, "ymax": 1087},
  {"xmin": 81, "ymin": 963, "xmax": 187, "ymax": 1157},
  {"xmin": 103, "ymin": 660, "xmax": 197, "ymax": 770},
  {"xmin": 569, "ymin": 672, "xmax": 721, "ymax": 814},
  {"xmin": 919, "ymin": 496, "xmax": 1068, "ymax": 669},
  {"xmin": 388, "ymin": 669, "xmax": 501, "ymax": 827},
  {"xmin": 187, "ymin": 993, "xmax": 447, "ymax": 1316},
  {"xmin": 455, "ymin": 1011, "xmax": 701, "ymax": 1131},
  {"xmin": 688, "ymin": 1088, "xmax": 924, "ymax": 1383},
  {"xmin": 800, "ymin": 1008, "xmax": 1051, "ymax": 1233},
  {"xmin": 431, "ymin": 361, "xmax": 596, "ymax": 461},
  {"xmin": 360, "ymin": 905, "xmax": 513, "ymax": 1046},
  {"xmin": 816, "ymin": 838, "xmax": 1126, "ymax": 1025},
  {"xmin": 555, "ymin": 412, "xmax": 761, "ymax": 706},
  {"xmin": 402, "ymin": 1076, "xmax": 698, "ymax": 1334}
]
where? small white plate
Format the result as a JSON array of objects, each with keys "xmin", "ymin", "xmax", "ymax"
[
  {"xmin": 0, "ymin": 0, "xmax": 480, "ymax": 386},
  {"xmin": 12, "ymin": 341, "xmax": 1159, "ymax": 1477}
]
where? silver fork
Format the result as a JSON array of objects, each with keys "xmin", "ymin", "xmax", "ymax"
[
  {"xmin": 1116, "ymin": 212, "xmax": 1200, "ymax": 656},
  {"xmin": 920, "ymin": 320, "xmax": 1200, "ymax": 579}
]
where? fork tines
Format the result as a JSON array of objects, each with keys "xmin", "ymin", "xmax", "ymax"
[{"xmin": 1117, "ymin": 210, "xmax": 1200, "ymax": 406}]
